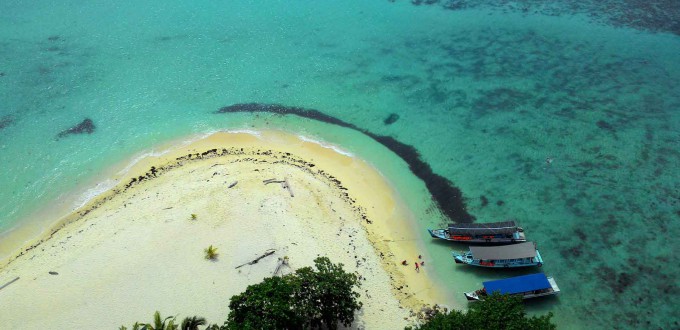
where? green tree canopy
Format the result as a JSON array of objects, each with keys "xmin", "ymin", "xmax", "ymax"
[
  {"xmin": 408, "ymin": 293, "xmax": 556, "ymax": 330},
  {"xmin": 226, "ymin": 275, "xmax": 302, "ymax": 329},
  {"xmin": 292, "ymin": 256, "xmax": 362, "ymax": 329},
  {"xmin": 180, "ymin": 316, "xmax": 207, "ymax": 330},
  {"xmin": 225, "ymin": 256, "xmax": 362, "ymax": 330}
]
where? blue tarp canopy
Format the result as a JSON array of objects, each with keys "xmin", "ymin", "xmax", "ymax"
[{"xmin": 483, "ymin": 273, "xmax": 550, "ymax": 295}]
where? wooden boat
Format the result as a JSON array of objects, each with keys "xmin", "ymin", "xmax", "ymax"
[
  {"xmin": 453, "ymin": 242, "xmax": 543, "ymax": 268},
  {"xmin": 464, "ymin": 273, "xmax": 560, "ymax": 301},
  {"xmin": 427, "ymin": 221, "xmax": 526, "ymax": 244}
]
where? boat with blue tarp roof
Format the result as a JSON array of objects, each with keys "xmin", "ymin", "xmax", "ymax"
[{"xmin": 464, "ymin": 273, "xmax": 560, "ymax": 301}]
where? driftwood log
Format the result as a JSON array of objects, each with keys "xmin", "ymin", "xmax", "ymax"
[
  {"xmin": 283, "ymin": 178, "xmax": 294, "ymax": 197},
  {"xmin": 263, "ymin": 178, "xmax": 294, "ymax": 197},
  {"xmin": 235, "ymin": 249, "xmax": 276, "ymax": 269},
  {"xmin": 273, "ymin": 257, "xmax": 290, "ymax": 276},
  {"xmin": 0, "ymin": 277, "xmax": 19, "ymax": 291}
]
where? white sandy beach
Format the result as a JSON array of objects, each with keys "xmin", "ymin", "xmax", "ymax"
[{"xmin": 0, "ymin": 130, "xmax": 448, "ymax": 329}]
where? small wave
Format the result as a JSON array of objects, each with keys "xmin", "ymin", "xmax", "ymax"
[
  {"xmin": 73, "ymin": 179, "xmax": 118, "ymax": 210},
  {"xmin": 117, "ymin": 149, "xmax": 173, "ymax": 175},
  {"xmin": 223, "ymin": 129, "xmax": 262, "ymax": 137},
  {"xmin": 297, "ymin": 134, "xmax": 354, "ymax": 157}
]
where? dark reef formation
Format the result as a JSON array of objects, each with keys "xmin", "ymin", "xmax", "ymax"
[
  {"xmin": 0, "ymin": 115, "xmax": 13, "ymax": 130},
  {"xmin": 215, "ymin": 103, "xmax": 475, "ymax": 223},
  {"xmin": 383, "ymin": 113, "xmax": 400, "ymax": 125},
  {"xmin": 56, "ymin": 118, "xmax": 95, "ymax": 139},
  {"xmin": 393, "ymin": 0, "xmax": 680, "ymax": 36}
]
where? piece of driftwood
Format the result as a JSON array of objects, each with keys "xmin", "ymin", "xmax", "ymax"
[
  {"xmin": 235, "ymin": 249, "xmax": 276, "ymax": 269},
  {"xmin": 228, "ymin": 181, "xmax": 238, "ymax": 188},
  {"xmin": 0, "ymin": 277, "xmax": 19, "ymax": 291},
  {"xmin": 283, "ymin": 178, "xmax": 294, "ymax": 197},
  {"xmin": 263, "ymin": 178, "xmax": 294, "ymax": 197},
  {"xmin": 273, "ymin": 257, "xmax": 290, "ymax": 276},
  {"xmin": 49, "ymin": 271, "xmax": 58, "ymax": 275}
]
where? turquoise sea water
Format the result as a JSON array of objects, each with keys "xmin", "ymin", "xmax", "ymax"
[{"xmin": 1, "ymin": 1, "xmax": 679, "ymax": 328}]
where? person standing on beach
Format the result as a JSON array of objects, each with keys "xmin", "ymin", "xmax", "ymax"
[{"xmin": 415, "ymin": 261, "xmax": 420, "ymax": 272}]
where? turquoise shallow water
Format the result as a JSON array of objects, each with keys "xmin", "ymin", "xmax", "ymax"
[{"xmin": 1, "ymin": 1, "xmax": 679, "ymax": 328}]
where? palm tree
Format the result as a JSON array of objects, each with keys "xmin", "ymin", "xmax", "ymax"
[
  {"xmin": 120, "ymin": 322, "xmax": 144, "ymax": 330},
  {"xmin": 204, "ymin": 245, "xmax": 219, "ymax": 260},
  {"xmin": 181, "ymin": 316, "xmax": 207, "ymax": 330},
  {"xmin": 144, "ymin": 311, "xmax": 178, "ymax": 330}
]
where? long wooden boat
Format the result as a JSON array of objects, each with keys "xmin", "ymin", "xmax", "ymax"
[
  {"xmin": 427, "ymin": 221, "xmax": 526, "ymax": 244},
  {"xmin": 464, "ymin": 273, "xmax": 560, "ymax": 301},
  {"xmin": 453, "ymin": 242, "xmax": 543, "ymax": 268}
]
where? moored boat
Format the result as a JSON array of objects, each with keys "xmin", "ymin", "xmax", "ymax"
[
  {"xmin": 464, "ymin": 273, "xmax": 560, "ymax": 301},
  {"xmin": 427, "ymin": 221, "xmax": 526, "ymax": 244},
  {"xmin": 453, "ymin": 242, "xmax": 543, "ymax": 268}
]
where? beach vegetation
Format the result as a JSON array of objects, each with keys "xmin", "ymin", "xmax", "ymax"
[
  {"xmin": 121, "ymin": 312, "xmax": 218, "ymax": 330},
  {"xmin": 148, "ymin": 311, "xmax": 178, "ymax": 330},
  {"xmin": 226, "ymin": 275, "xmax": 302, "ymax": 329},
  {"xmin": 406, "ymin": 292, "xmax": 556, "ymax": 330},
  {"xmin": 119, "ymin": 323, "xmax": 143, "ymax": 330},
  {"xmin": 204, "ymin": 245, "xmax": 219, "ymax": 260},
  {"xmin": 225, "ymin": 256, "xmax": 362, "ymax": 329},
  {"xmin": 292, "ymin": 256, "xmax": 362, "ymax": 329},
  {"xmin": 190, "ymin": 213, "xmax": 197, "ymax": 221},
  {"xmin": 119, "ymin": 311, "xmax": 178, "ymax": 330},
  {"xmin": 180, "ymin": 315, "xmax": 207, "ymax": 330},
  {"xmin": 203, "ymin": 325, "xmax": 222, "ymax": 330}
]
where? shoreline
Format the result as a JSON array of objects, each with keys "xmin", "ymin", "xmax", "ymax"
[
  {"xmin": 0, "ymin": 130, "xmax": 452, "ymax": 328},
  {"xmin": 0, "ymin": 131, "xmax": 212, "ymax": 261}
]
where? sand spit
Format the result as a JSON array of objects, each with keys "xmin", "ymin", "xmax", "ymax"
[{"xmin": 0, "ymin": 131, "xmax": 447, "ymax": 329}]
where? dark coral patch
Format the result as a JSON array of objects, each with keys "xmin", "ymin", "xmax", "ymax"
[
  {"xmin": 560, "ymin": 245, "xmax": 583, "ymax": 259},
  {"xmin": 613, "ymin": 272, "xmax": 636, "ymax": 294},
  {"xmin": 396, "ymin": 0, "xmax": 680, "ymax": 36},
  {"xmin": 480, "ymin": 195, "xmax": 489, "ymax": 207},
  {"xmin": 56, "ymin": 118, "xmax": 95, "ymax": 139},
  {"xmin": 383, "ymin": 113, "xmax": 400, "ymax": 125},
  {"xmin": 216, "ymin": 103, "xmax": 475, "ymax": 223},
  {"xmin": 596, "ymin": 120, "xmax": 615, "ymax": 131},
  {"xmin": 0, "ymin": 115, "xmax": 13, "ymax": 130}
]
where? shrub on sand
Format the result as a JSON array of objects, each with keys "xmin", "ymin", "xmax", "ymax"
[{"xmin": 204, "ymin": 245, "xmax": 218, "ymax": 260}]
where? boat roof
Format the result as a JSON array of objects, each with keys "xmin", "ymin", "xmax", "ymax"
[
  {"xmin": 483, "ymin": 273, "xmax": 551, "ymax": 295},
  {"xmin": 470, "ymin": 242, "xmax": 537, "ymax": 260},
  {"xmin": 448, "ymin": 221, "xmax": 518, "ymax": 235}
]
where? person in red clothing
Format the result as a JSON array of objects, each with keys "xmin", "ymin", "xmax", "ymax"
[{"xmin": 415, "ymin": 261, "xmax": 420, "ymax": 272}]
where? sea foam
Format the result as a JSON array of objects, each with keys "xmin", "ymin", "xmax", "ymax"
[{"xmin": 297, "ymin": 134, "xmax": 355, "ymax": 158}]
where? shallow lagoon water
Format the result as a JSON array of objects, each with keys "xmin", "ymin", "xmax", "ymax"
[{"xmin": 1, "ymin": 1, "xmax": 679, "ymax": 328}]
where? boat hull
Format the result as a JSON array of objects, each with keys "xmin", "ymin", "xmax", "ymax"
[
  {"xmin": 465, "ymin": 289, "xmax": 559, "ymax": 301},
  {"xmin": 428, "ymin": 229, "xmax": 526, "ymax": 244},
  {"xmin": 452, "ymin": 250, "xmax": 543, "ymax": 268}
]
